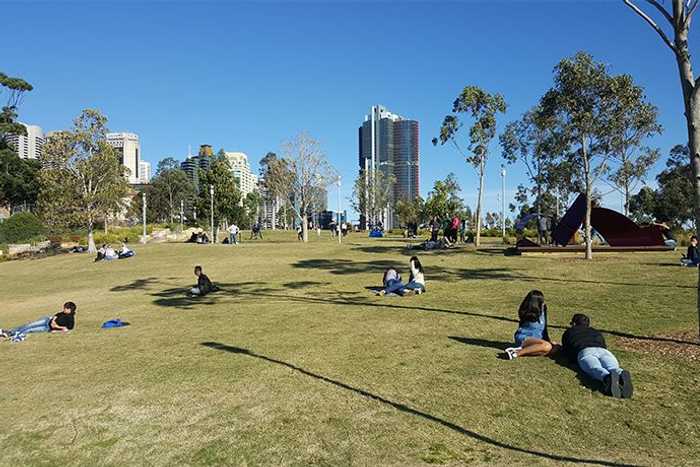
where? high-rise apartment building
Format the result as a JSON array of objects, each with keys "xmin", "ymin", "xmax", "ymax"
[
  {"xmin": 139, "ymin": 161, "xmax": 152, "ymax": 184},
  {"xmin": 224, "ymin": 152, "xmax": 258, "ymax": 198},
  {"xmin": 106, "ymin": 132, "xmax": 141, "ymax": 184},
  {"xmin": 181, "ymin": 144, "xmax": 214, "ymax": 191},
  {"xmin": 358, "ymin": 105, "xmax": 419, "ymax": 229},
  {"xmin": 7, "ymin": 122, "xmax": 44, "ymax": 160}
]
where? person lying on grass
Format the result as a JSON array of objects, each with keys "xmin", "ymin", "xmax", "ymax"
[
  {"xmin": 189, "ymin": 265, "xmax": 218, "ymax": 296},
  {"xmin": 376, "ymin": 267, "xmax": 405, "ymax": 296},
  {"xmin": 505, "ymin": 290, "xmax": 555, "ymax": 359},
  {"xmin": 0, "ymin": 301, "xmax": 77, "ymax": 340},
  {"xmin": 562, "ymin": 313, "xmax": 633, "ymax": 398}
]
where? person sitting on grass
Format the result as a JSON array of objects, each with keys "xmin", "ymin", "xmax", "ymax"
[
  {"xmin": 118, "ymin": 242, "xmax": 134, "ymax": 259},
  {"xmin": 1, "ymin": 301, "xmax": 77, "ymax": 340},
  {"xmin": 190, "ymin": 265, "xmax": 218, "ymax": 296},
  {"xmin": 505, "ymin": 290, "xmax": 554, "ymax": 360},
  {"xmin": 403, "ymin": 256, "xmax": 426, "ymax": 295},
  {"xmin": 681, "ymin": 235, "xmax": 700, "ymax": 267},
  {"xmin": 376, "ymin": 267, "xmax": 406, "ymax": 296},
  {"xmin": 94, "ymin": 244, "xmax": 107, "ymax": 262},
  {"xmin": 104, "ymin": 244, "xmax": 119, "ymax": 260},
  {"xmin": 562, "ymin": 313, "xmax": 633, "ymax": 398}
]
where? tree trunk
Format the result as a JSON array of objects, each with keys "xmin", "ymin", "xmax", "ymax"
[
  {"xmin": 475, "ymin": 156, "xmax": 485, "ymax": 247},
  {"xmin": 536, "ymin": 182, "xmax": 542, "ymax": 245},
  {"xmin": 582, "ymin": 142, "xmax": 593, "ymax": 260},
  {"xmin": 87, "ymin": 220, "xmax": 96, "ymax": 254},
  {"xmin": 673, "ymin": 22, "xmax": 700, "ymax": 337},
  {"xmin": 272, "ymin": 198, "xmax": 277, "ymax": 230},
  {"xmin": 302, "ymin": 215, "xmax": 309, "ymax": 243},
  {"xmin": 624, "ymin": 183, "xmax": 630, "ymax": 217}
]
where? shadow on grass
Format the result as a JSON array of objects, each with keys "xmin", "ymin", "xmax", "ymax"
[
  {"xmin": 448, "ymin": 336, "xmax": 510, "ymax": 351},
  {"xmin": 292, "ymin": 257, "xmax": 695, "ymax": 290},
  {"xmin": 110, "ymin": 277, "xmax": 161, "ymax": 292},
  {"xmin": 550, "ymin": 353, "xmax": 602, "ymax": 394},
  {"xmin": 201, "ymin": 342, "xmax": 638, "ymax": 467}
]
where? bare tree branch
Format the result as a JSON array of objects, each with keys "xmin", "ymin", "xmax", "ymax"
[
  {"xmin": 644, "ymin": 0, "xmax": 676, "ymax": 24},
  {"xmin": 687, "ymin": 0, "xmax": 700, "ymax": 24},
  {"xmin": 624, "ymin": 0, "xmax": 678, "ymax": 53}
]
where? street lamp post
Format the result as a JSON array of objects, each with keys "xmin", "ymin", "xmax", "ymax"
[
  {"xmin": 141, "ymin": 191, "xmax": 147, "ymax": 244},
  {"xmin": 337, "ymin": 175, "xmax": 342, "ymax": 245},
  {"xmin": 209, "ymin": 184, "xmax": 214, "ymax": 244},
  {"xmin": 501, "ymin": 165, "xmax": 506, "ymax": 241}
]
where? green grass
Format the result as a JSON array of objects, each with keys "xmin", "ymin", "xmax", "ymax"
[{"xmin": 0, "ymin": 231, "xmax": 698, "ymax": 466}]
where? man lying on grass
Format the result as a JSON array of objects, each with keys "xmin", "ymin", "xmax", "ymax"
[
  {"xmin": 0, "ymin": 301, "xmax": 77, "ymax": 340},
  {"xmin": 189, "ymin": 265, "xmax": 218, "ymax": 296},
  {"xmin": 562, "ymin": 313, "xmax": 634, "ymax": 399}
]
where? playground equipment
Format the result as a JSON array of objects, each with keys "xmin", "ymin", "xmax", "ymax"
[{"xmin": 516, "ymin": 194, "xmax": 675, "ymax": 253}]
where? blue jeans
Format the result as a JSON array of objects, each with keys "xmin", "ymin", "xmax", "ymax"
[
  {"xmin": 404, "ymin": 281, "xmax": 425, "ymax": 292},
  {"xmin": 10, "ymin": 316, "xmax": 52, "ymax": 336},
  {"xmin": 577, "ymin": 347, "xmax": 622, "ymax": 382},
  {"xmin": 383, "ymin": 279, "xmax": 405, "ymax": 295},
  {"xmin": 229, "ymin": 233, "xmax": 238, "ymax": 244}
]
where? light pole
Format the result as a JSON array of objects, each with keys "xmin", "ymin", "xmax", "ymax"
[
  {"xmin": 501, "ymin": 165, "xmax": 506, "ymax": 241},
  {"xmin": 141, "ymin": 191, "xmax": 147, "ymax": 244},
  {"xmin": 337, "ymin": 175, "xmax": 342, "ymax": 244},
  {"xmin": 209, "ymin": 184, "xmax": 214, "ymax": 244}
]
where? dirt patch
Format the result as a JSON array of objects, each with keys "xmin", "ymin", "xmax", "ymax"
[{"xmin": 618, "ymin": 331, "xmax": 700, "ymax": 362}]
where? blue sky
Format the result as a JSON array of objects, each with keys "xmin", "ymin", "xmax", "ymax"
[{"xmin": 3, "ymin": 0, "xmax": 693, "ymax": 220}]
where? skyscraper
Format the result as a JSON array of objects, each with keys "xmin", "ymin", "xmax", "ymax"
[
  {"xmin": 181, "ymin": 144, "xmax": 214, "ymax": 191},
  {"xmin": 224, "ymin": 152, "xmax": 258, "ymax": 198},
  {"xmin": 7, "ymin": 122, "xmax": 44, "ymax": 160},
  {"xmin": 358, "ymin": 105, "xmax": 419, "ymax": 229},
  {"xmin": 106, "ymin": 132, "xmax": 140, "ymax": 184}
]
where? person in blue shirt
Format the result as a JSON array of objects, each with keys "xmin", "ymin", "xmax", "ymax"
[{"xmin": 505, "ymin": 290, "xmax": 554, "ymax": 359}]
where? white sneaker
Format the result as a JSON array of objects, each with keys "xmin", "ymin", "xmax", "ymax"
[{"xmin": 504, "ymin": 347, "xmax": 522, "ymax": 360}]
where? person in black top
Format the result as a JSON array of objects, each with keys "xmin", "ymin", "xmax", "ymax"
[
  {"xmin": 561, "ymin": 313, "xmax": 633, "ymax": 398},
  {"xmin": 190, "ymin": 266, "xmax": 217, "ymax": 296},
  {"xmin": 681, "ymin": 235, "xmax": 700, "ymax": 267},
  {"xmin": 1, "ymin": 302, "xmax": 77, "ymax": 339}
]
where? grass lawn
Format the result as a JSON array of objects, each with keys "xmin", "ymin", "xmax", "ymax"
[{"xmin": 1, "ymin": 231, "xmax": 698, "ymax": 466}]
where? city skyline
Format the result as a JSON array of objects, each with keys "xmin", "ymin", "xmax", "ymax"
[{"xmin": 4, "ymin": 1, "xmax": 695, "ymax": 220}]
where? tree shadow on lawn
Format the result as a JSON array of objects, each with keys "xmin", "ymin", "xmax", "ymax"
[
  {"xmin": 110, "ymin": 277, "xmax": 162, "ymax": 292},
  {"xmin": 200, "ymin": 341, "xmax": 637, "ymax": 467},
  {"xmin": 292, "ymin": 258, "xmax": 694, "ymax": 290},
  {"xmin": 448, "ymin": 336, "xmax": 510, "ymax": 359}
]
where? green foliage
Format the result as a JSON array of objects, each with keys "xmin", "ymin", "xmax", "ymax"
[
  {"xmin": 0, "ymin": 211, "xmax": 45, "ymax": 243},
  {"xmin": 394, "ymin": 196, "xmax": 425, "ymax": 227},
  {"xmin": 629, "ymin": 145, "xmax": 694, "ymax": 228},
  {"xmin": 37, "ymin": 110, "xmax": 130, "ymax": 250},
  {"xmin": 0, "ymin": 147, "xmax": 40, "ymax": 211},
  {"xmin": 423, "ymin": 174, "xmax": 465, "ymax": 221},
  {"xmin": 148, "ymin": 165, "xmax": 195, "ymax": 223},
  {"xmin": 196, "ymin": 154, "xmax": 242, "ymax": 231},
  {"xmin": 0, "ymin": 71, "xmax": 33, "ymax": 140},
  {"xmin": 351, "ymin": 168, "xmax": 395, "ymax": 226}
]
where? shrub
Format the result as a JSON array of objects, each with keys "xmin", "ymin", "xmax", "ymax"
[{"xmin": 0, "ymin": 212, "xmax": 46, "ymax": 244}]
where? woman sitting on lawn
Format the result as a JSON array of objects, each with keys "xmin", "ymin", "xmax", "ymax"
[
  {"xmin": 505, "ymin": 290, "xmax": 554, "ymax": 360},
  {"xmin": 403, "ymin": 256, "xmax": 426, "ymax": 295},
  {"xmin": 376, "ymin": 267, "xmax": 406, "ymax": 296}
]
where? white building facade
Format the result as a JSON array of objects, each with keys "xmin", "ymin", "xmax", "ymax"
[
  {"xmin": 7, "ymin": 122, "xmax": 44, "ymax": 160},
  {"xmin": 139, "ymin": 160, "xmax": 151, "ymax": 184},
  {"xmin": 106, "ymin": 132, "xmax": 141, "ymax": 184},
  {"xmin": 224, "ymin": 151, "xmax": 258, "ymax": 198}
]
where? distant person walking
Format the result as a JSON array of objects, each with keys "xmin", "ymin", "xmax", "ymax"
[{"xmin": 562, "ymin": 313, "xmax": 633, "ymax": 398}]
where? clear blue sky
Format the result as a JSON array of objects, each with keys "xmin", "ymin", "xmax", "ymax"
[{"xmin": 4, "ymin": 0, "xmax": 693, "ymax": 220}]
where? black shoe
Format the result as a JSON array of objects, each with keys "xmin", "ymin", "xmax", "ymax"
[
  {"xmin": 604, "ymin": 373, "xmax": 622, "ymax": 398},
  {"xmin": 619, "ymin": 370, "xmax": 634, "ymax": 399}
]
